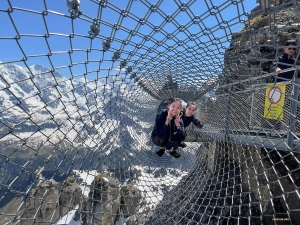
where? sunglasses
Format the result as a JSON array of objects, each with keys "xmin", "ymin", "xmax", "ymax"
[{"xmin": 288, "ymin": 48, "xmax": 296, "ymax": 50}]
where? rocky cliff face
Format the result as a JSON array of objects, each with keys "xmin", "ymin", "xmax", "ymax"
[
  {"xmin": 19, "ymin": 172, "xmax": 142, "ymax": 225},
  {"xmin": 120, "ymin": 184, "xmax": 142, "ymax": 218},
  {"xmin": 82, "ymin": 174, "xmax": 120, "ymax": 225},
  {"xmin": 74, "ymin": 173, "xmax": 141, "ymax": 225},
  {"xmin": 59, "ymin": 177, "xmax": 82, "ymax": 217},
  {"xmin": 222, "ymin": 0, "xmax": 300, "ymax": 88},
  {"xmin": 20, "ymin": 177, "xmax": 81, "ymax": 225}
]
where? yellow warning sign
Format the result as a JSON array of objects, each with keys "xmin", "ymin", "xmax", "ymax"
[{"xmin": 264, "ymin": 83, "xmax": 286, "ymax": 120}]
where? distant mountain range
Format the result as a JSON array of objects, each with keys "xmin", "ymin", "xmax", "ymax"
[
  {"xmin": 0, "ymin": 63, "xmax": 93, "ymax": 124},
  {"xmin": 0, "ymin": 62, "xmax": 202, "ymax": 225},
  {"xmin": 0, "ymin": 62, "xmax": 143, "ymax": 149},
  {"xmin": 0, "ymin": 62, "xmax": 153, "ymax": 210}
]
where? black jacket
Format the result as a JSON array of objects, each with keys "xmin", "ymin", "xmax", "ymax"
[
  {"xmin": 181, "ymin": 109, "xmax": 203, "ymax": 129},
  {"xmin": 271, "ymin": 53, "xmax": 296, "ymax": 82},
  {"xmin": 152, "ymin": 109, "xmax": 185, "ymax": 142}
]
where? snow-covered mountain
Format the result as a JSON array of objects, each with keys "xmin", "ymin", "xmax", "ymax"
[
  {"xmin": 0, "ymin": 62, "xmax": 201, "ymax": 225},
  {"xmin": 1, "ymin": 63, "xmax": 94, "ymax": 112},
  {"xmin": 0, "ymin": 62, "xmax": 141, "ymax": 148}
]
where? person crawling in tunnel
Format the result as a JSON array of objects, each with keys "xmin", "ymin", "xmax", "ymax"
[
  {"xmin": 179, "ymin": 102, "xmax": 205, "ymax": 148},
  {"xmin": 151, "ymin": 98, "xmax": 185, "ymax": 158}
]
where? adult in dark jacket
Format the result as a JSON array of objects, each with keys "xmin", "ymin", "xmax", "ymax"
[
  {"xmin": 271, "ymin": 40, "xmax": 297, "ymax": 82},
  {"xmin": 179, "ymin": 102, "xmax": 205, "ymax": 148},
  {"xmin": 151, "ymin": 98, "xmax": 184, "ymax": 158},
  {"xmin": 266, "ymin": 40, "xmax": 297, "ymax": 132}
]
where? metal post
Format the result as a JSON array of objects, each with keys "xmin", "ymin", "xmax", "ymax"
[
  {"xmin": 287, "ymin": 78, "xmax": 300, "ymax": 149},
  {"xmin": 225, "ymin": 87, "xmax": 233, "ymax": 141}
]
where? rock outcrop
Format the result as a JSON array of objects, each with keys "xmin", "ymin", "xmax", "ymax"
[
  {"xmin": 120, "ymin": 184, "xmax": 141, "ymax": 217},
  {"xmin": 222, "ymin": 0, "xmax": 300, "ymax": 88},
  {"xmin": 75, "ymin": 173, "xmax": 141, "ymax": 225},
  {"xmin": 79, "ymin": 174, "xmax": 120, "ymax": 225},
  {"xmin": 20, "ymin": 171, "xmax": 142, "ymax": 225},
  {"xmin": 20, "ymin": 177, "xmax": 81, "ymax": 225},
  {"xmin": 59, "ymin": 177, "xmax": 82, "ymax": 216}
]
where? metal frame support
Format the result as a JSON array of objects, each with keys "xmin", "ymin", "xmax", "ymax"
[
  {"xmin": 287, "ymin": 78, "xmax": 300, "ymax": 149},
  {"xmin": 225, "ymin": 87, "xmax": 233, "ymax": 141}
]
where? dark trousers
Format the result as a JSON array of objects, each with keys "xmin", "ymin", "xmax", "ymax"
[
  {"xmin": 151, "ymin": 134, "xmax": 168, "ymax": 147},
  {"xmin": 151, "ymin": 134, "xmax": 179, "ymax": 150}
]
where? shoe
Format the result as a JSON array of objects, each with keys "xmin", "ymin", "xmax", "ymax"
[
  {"xmin": 156, "ymin": 148, "xmax": 165, "ymax": 157},
  {"xmin": 179, "ymin": 142, "xmax": 186, "ymax": 148},
  {"xmin": 169, "ymin": 150, "xmax": 181, "ymax": 158}
]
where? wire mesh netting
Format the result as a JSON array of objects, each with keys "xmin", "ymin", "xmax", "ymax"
[{"xmin": 0, "ymin": 0, "xmax": 300, "ymax": 224}]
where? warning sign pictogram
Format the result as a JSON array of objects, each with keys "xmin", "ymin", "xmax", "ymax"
[
  {"xmin": 268, "ymin": 86, "xmax": 282, "ymax": 104},
  {"xmin": 264, "ymin": 83, "xmax": 286, "ymax": 120}
]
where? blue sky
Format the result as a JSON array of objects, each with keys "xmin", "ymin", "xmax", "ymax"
[{"xmin": 0, "ymin": 0, "xmax": 259, "ymax": 80}]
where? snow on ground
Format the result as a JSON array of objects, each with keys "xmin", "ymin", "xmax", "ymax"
[
  {"xmin": 0, "ymin": 129, "xmax": 67, "ymax": 148},
  {"xmin": 74, "ymin": 170, "xmax": 99, "ymax": 197},
  {"xmin": 114, "ymin": 165, "xmax": 188, "ymax": 223},
  {"xmin": 55, "ymin": 206, "xmax": 82, "ymax": 225},
  {"xmin": 132, "ymin": 165, "xmax": 189, "ymax": 211},
  {"xmin": 74, "ymin": 170, "xmax": 98, "ymax": 186},
  {"xmin": 115, "ymin": 211, "xmax": 128, "ymax": 225},
  {"xmin": 0, "ymin": 118, "xmax": 119, "ymax": 149},
  {"xmin": 126, "ymin": 122, "xmax": 153, "ymax": 151}
]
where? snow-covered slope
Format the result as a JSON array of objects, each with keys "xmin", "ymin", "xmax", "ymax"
[{"xmin": 0, "ymin": 62, "xmax": 141, "ymax": 148}]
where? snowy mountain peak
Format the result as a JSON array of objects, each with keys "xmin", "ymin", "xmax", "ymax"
[
  {"xmin": 29, "ymin": 64, "xmax": 50, "ymax": 73},
  {"xmin": 0, "ymin": 62, "xmax": 99, "ymax": 129}
]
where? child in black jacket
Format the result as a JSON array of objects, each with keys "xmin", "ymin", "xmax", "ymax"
[
  {"xmin": 179, "ymin": 102, "xmax": 205, "ymax": 148},
  {"xmin": 151, "ymin": 98, "xmax": 184, "ymax": 158}
]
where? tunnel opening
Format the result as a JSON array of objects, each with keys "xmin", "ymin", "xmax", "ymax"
[{"xmin": 0, "ymin": 0, "xmax": 300, "ymax": 224}]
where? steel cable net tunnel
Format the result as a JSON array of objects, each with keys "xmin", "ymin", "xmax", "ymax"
[{"xmin": 1, "ymin": 0, "xmax": 300, "ymax": 224}]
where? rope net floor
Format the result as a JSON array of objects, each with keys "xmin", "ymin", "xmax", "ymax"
[{"xmin": 0, "ymin": 0, "xmax": 300, "ymax": 224}]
